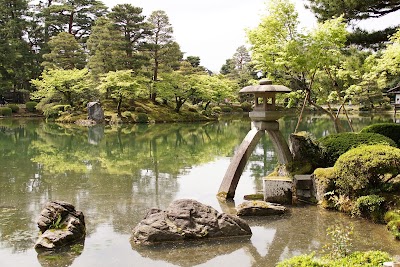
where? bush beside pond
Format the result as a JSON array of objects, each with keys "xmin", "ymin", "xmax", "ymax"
[
  {"xmin": 318, "ymin": 132, "xmax": 397, "ymax": 167},
  {"xmin": 385, "ymin": 211, "xmax": 400, "ymax": 239},
  {"xmin": 0, "ymin": 107, "xmax": 12, "ymax": 116},
  {"xmin": 360, "ymin": 123, "xmax": 400, "ymax": 147},
  {"xmin": 351, "ymin": 195, "xmax": 386, "ymax": 223},
  {"xmin": 334, "ymin": 145, "xmax": 400, "ymax": 197},
  {"xmin": 25, "ymin": 101, "xmax": 38, "ymax": 112},
  {"xmin": 7, "ymin": 104, "xmax": 19, "ymax": 113},
  {"xmin": 277, "ymin": 251, "xmax": 391, "ymax": 267}
]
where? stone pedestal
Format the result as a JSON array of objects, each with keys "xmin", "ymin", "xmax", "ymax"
[{"xmin": 263, "ymin": 176, "xmax": 293, "ymax": 204}]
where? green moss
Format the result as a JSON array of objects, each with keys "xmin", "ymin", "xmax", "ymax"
[
  {"xmin": 334, "ymin": 145, "xmax": 400, "ymax": 197},
  {"xmin": 319, "ymin": 132, "xmax": 397, "ymax": 167},
  {"xmin": 360, "ymin": 123, "xmax": 400, "ymax": 147}
]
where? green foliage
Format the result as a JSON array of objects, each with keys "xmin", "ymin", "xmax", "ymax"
[
  {"xmin": 135, "ymin": 107, "xmax": 146, "ymax": 113},
  {"xmin": 352, "ymin": 195, "xmax": 386, "ymax": 223},
  {"xmin": 0, "ymin": 107, "xmax": 12, "ymax": 116},
  {"xmin": 334, "ymin": 145, "xmax": 400, "ymax": 196},
  {"xmin": 360, "ymin": 123, "xmax": 400, "ymax": 147},
  {"xmin": 385, "ymin": 211, "xmax": 400, "ymax": 239},
  {"xmin": 221, "ymin": 106, "xmax": 232, "ymax": 113},
  {"xmin": 135, "ymin": 113, "xmax": 148, "ymax": 123},
  {"xmin": 25, "ymin": 101, "xmax": 38, "ymax": 112},
  {"xmin": 319, "ymin": 132, "xmax": 397, "ymax": 166},
  {"xmin": 31, "ymin": 68, "xmax": 94, "ymax": 108},
  {"xmin": 42, "ymin": 32, "xmax": 86, "ymax": 70},
  {"xmin": 323, "ymin": 224, "xmax": 353, "ymax": 258},
  {"xmin": 43, "ymin": 104, "xmax": 71, "ymax": 119},
  {"xmin": 7, "ymin": 104, "xmax": 19, "ymax": 113},
  {"xmin": 277, "ymin": 251, "xmax": 391, "ymax": 267},
  {"xmin": 277, "ymin": 253, "xmax": 325, "ymax": 267},
  {"xmin": 49, "ymin": 214, "xmax": 63, "ymax": 230},
  {"xmin": 212, "ymin": 106, "xmax": 222, "ymax": 113},
  {"xmin": 240, "ymin": 102, "xmax": 252, "ymax": 112}
]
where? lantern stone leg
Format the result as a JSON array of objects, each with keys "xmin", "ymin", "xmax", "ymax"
[{"xmin": 217, "ymin": 128, "xmax": 264, "ymax": 199}]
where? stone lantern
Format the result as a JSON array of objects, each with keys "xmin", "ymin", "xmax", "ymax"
[
  {"xmin": 218, "ymin": 80, "xmax": 293, "ymax": 200},
  {"xmin": 240, "ymin": 80, "xmax": 291, "ymax": 121}
]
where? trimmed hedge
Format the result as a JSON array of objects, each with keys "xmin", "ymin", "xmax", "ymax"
[
  {"xmin": 0, "ymin": 107, "xmax": 12, "ymax": 116},
  {"xmin": 318, "ymin": 132, "xmax": 397, "ymax": 167},
  {"xmin": 7, "ymin": 104, "xmax": 19, "ymax": 113},
  {"xmin": 135, "ymin": 112, "xmax": 148, "ymax": 123},
  {"xmin": 385, "ymin": 211, "xmax": 400, "ymax": 239},
  {"xmin": 334, "ymin": 145, "xmax": 400, "ymax": 196},
  {"xmin": 360, "ymin": 123, "xmax": 400, "ymax": 147},
  {"xmin": 240, "ymin": 102, "xmax": 252, "ymax": 112},
  {"xmin": 25, "ymin": 101, "xmax": 38, "ymax": 112},
  {"xmin": 221, "ymin": 106, "xmax": 232, "ymax": 113}
]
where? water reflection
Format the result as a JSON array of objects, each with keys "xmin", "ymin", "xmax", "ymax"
[{"xmin": 0, "ymin": 114, "xmax": 398, "ymax": 267}]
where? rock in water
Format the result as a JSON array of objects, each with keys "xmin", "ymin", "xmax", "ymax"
[
  {"xmin": 34, "ymin": 201, "xmax": 86, "ymax": 250},
  {"xmin": 131, "ymin": 199, "xmax": 252, "ymax": 245},
  {"xmin": 236, "ymin": 201, "xmax": 287, "ymax": 216}
]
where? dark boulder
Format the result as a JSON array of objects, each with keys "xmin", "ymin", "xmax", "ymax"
[
  {"xmin": 35, "ymin": 201, "xmax": 85, "ymax": 250},
  {"xmin": 131, "ymin": 199, "xmax": 252, "ymax": 245}
]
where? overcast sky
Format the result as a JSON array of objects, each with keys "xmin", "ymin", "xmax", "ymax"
[{"xmin": 100, "ymin": 0, "xmax": 400, "ymax": 72}]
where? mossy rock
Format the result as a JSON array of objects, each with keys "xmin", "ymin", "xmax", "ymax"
[{"xmin": 312, "ymin": 167, "xmax": 336, "ymax": 205}]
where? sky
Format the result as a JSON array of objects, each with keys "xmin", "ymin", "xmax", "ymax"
[{"xmin": 100, "ymin": 0, "xmax": 400, "ymax": 72}]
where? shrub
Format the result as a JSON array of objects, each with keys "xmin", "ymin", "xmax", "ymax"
[
  {"xmin": 318, "ymin": 132, "xmax": 397, "ymax": 166},
  {"xmin": 43, "ymin": 104, "xmax": 71, "ymax": 119},
  {"xmin": 0, "ymin": 107, "xmax": 12, "ymax": 116},
  {"xmin": 240, "ymin": 101, "xmax": 252, "ymax": 112},
  {"xmin": 135, "ymin": 112, "xmax": 148, "ymax": 123},
  {"xmin": 360, "ymin": 123, "xmax": 400, "ymax": 147},
  {"xmin": 352, "ymin": 195, "xmax": 386, "ymax": 223},
  {"xmin": 359, "ymin": 106, "xmax": 371, "ymax": 111},
  {"xmin": 385, "ymin": 211, "xmax": 400, "ymax": 239},
  {"xmin": 212, "ymin": 106, "xmax": 221, "ymax": 113},
  {"xmin": 7, "ymin": 104, "xmax": 19, "ymax": 113},
  {"xmin": 25, "ymin": 101, "xmax": 38, "ymax": 112},
  {"xmin": 122, "ymin": 111, "xmax": 132, "ymax": 118},
  {"xmin": 135, "ymin": 107, "xmax": 146, "ymax": 113},
  {"xmin": 277, "ymin": 251, "xmax": 391, "ymax": 267},
  {"xmin": 221, "ymin": 106, "xmax": 232, "ymax": 113},
  {"xmin": 334, "ymin": 145, "xmax": 400, "ymax": 197},
  {"xmin": 235, "ymin": 107, "xmax": 244, "ymax": 113}
]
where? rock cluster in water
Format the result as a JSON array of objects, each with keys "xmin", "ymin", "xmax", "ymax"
[
  {"xmin": 35, "ymin": 201, "xmax": 86, "ymax": 250},
  {"xmin": 131, "ymin": 199, "xmax": 252, "ymax": 245}
]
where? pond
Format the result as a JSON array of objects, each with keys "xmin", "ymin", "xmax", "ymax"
[{"xmin": 0, "ymin": 113, "xmax": 399, "ymax": 267}]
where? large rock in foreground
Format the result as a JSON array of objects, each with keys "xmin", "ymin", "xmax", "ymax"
[
  {"xmin": 131, "ymin": 199, "xmax": 252, "ymax": 245},
  {"xmin": 35, "ymin": 201, "xmax": 86, "ymax": 250}
]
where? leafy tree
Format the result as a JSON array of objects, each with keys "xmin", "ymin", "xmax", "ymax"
[
  {"xmin": 38, "ymin": 0, "xmax": 107, "ymax": 43},
  {"xmin": 306, "ymin": 0, "xmax": 400, "ymax": 49},
  {"xmin": 87, "ymin": 17, "xmax": 125, "ymax": 77},
  {"xmin": 247, "ymin": 0, "xmax": 350, "ymax": 132},
  {"xmin": 186, "ymin": 56, "xmax": 201, "ymax": 68},
  {"xmin": 31, "ymin": 68, "xmax": 93, "ymax": 107},
  {"xmin": 145, "ymin": 10, "xmax": 183, "ymax": 101},
  {"xmin": 98, "ymin": 70, "xmax": 145, "ymax": 116},
  {"xmin": 221, "ymin": 46, "xmax": 255, "ymax": 88},
  {"xmin": 108, "ymin": 4, "xmax": 151, "ymax": 71},
  {"xmin": 42, "ymin": 32, "xmax": 86, "ymax": 70}
]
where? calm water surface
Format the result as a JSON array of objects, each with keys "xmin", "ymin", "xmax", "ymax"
[{"xmin": 0, "ymin": 113, "xmax": 399, "ymax": 267}]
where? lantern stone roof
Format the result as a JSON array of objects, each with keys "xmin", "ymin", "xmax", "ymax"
[
  {"xmin": 239, "ymin": 80, "xmax": 291, "ymax": 94},
  {"xmin": 388, "ymin": 84, "xmax": 400, "ymax": 94}
]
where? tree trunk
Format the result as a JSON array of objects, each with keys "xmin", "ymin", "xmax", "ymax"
[
  {"xmin": 68, "ymin": 12, "xmax": 74, "ymax": 35},
  {"xmin": 117, "ymin": 95, "xmax": 122, "ymax": 117}
]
